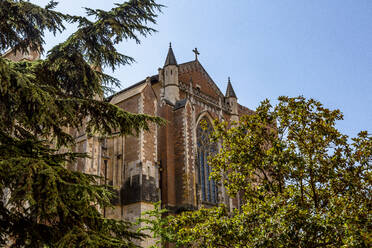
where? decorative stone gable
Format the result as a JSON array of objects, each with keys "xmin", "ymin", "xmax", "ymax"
[{"xmin": 179, "ymin": 61, "xmax": 224, "ymax": 100}]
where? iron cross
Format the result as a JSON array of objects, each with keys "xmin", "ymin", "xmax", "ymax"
[{"xmin": 192, "ymin": 47, "xmax": 200, "ymax": 61}]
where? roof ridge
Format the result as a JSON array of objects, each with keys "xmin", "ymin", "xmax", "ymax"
[{"xmin": 106, "ymin": 74, "xmax": 158, "ymax": 101}]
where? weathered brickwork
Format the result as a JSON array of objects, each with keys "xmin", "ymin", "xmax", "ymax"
[
  {"xmin": 185, "ymin": 102, "xmax": 196, "ymax": 205},
  {"xmin": 173, "ymin": 107, "xmax": 186, "ymax": 205},
  {"xmin": 143, "ymin": 84, "xmax": 157, "ymax": 163},
  {"xmin": 179, "ymin": 64, "xmax": 222, "ymax": 100},
  {"xmin": 158, "ymin": 104, "xmax": 176, "ymax": 207},
  {"xmin": 118, "ymin": 95, "xmax": 140, "ymax": 163}
]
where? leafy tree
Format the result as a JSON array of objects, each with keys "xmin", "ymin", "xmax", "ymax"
[
  {"xmin": 0, "ymin": 0, "xmax": 163, "ymax": 247},
  {"xmin": 168, "ymin": 96, "xmax": 371, "ymax": 248},
  {"xmin": 136, "ymin": 202, "xmax": 175, "ymax": 248}
]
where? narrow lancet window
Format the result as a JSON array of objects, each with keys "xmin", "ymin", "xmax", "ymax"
[{"xmin": 196, "ymin": 117, "xmax": 218, "ymax": 204}]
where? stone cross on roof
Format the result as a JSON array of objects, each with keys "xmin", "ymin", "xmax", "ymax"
[{"xmin": 192, "ymin": 47, "xmax": 200, "ymax": 61}]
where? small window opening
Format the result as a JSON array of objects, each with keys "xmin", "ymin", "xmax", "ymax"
[{"xmin": 196, "ymin": 85, "xmax": 201, "ymax": 94}]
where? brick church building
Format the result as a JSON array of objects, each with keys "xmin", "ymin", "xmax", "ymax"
[{"xmin": 3, "ymin": 44, "xmax": 253, "ymax": 247}]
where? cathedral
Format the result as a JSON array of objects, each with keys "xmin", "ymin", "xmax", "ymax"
[
  {"xmin": 76, "ymin": 43, "xmax": 253, "ymax": 216},
  {"xmin": 3, "ymin": 44, "xmax": 254, "ymax": 247}
]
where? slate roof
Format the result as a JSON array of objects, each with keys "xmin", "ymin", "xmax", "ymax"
[
  {"xmin": 174, "ymin": 98, "xmax": 187, "ymax": 110},
  {"xmin": 105, "ymin": 74, "xmax": 158, "ymax": 102}
]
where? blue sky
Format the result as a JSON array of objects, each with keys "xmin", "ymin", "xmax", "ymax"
[{"xmin": 33, "ymin": 0, "xmax": 371, "ymax": 138}]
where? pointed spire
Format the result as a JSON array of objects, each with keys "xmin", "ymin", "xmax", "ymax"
[
  {"xmin": 164, "ymin": 42, "xmax": 178, "ymax": 66},
  {"xmin": 225, "ymin": 77, "xmax": 237, "ymax": 98}
]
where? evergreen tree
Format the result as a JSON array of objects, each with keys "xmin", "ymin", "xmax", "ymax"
[{"xmin": 0, "ymin": 0, "xmax": 163, "ymax": 247}]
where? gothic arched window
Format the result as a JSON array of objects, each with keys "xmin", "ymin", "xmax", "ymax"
[{"xmin": 196, "ymin": 117, "xmax": 218, "ymax": 204}]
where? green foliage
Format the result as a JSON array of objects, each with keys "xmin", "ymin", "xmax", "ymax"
[
  {"xmin": 0, "ymin": 0, "xmax": 65, "ymax": 55},
  {"xmin": 0, "ymin": 0, "xmax": 164, "ymax": 247},
  {"xmin": 136, "ymin": 202, "xmax": 175, "ymax": 248},
  {"xmin": 167, "ymin": 96, "xmax": 371, "ymax": 247}
]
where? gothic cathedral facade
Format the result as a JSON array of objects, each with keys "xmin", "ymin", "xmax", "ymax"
[
  {"xmin": 4, "ymin": 44, "xmax": 254, "ymax": 247},
  {"xmin": 74, "ymin": 43, "xmax": 253, "ymax": 219}
]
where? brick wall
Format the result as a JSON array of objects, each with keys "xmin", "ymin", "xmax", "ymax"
[
  {"xmin": 173, "ymin": 107, "xmax": 186, "ymax": 205},
  {"xmin": 142, "ymin": 84, "xmax": 157, "ymax": 163},
  {"xmin": 117, "ymin": 95, "xmax": 140, "ymax": 163},
  {"xmin": 158, "ymin": 103, "xmax": 177, "ymax": 207},
  {"xmin": 179, "ymin": 62, "xmax": 221, "ymax": 100}
]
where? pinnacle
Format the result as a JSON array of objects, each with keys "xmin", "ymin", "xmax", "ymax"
[
  {"xmin": 225, "ymin": 77, "xmax": 237, "ymax": 98},
  {"xmin": 164, "ymin": 42, "xmax": 177, "ymax": 66}
]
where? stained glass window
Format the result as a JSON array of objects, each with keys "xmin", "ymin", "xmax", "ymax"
[{"xmin": 196, "ymin": 117, "xmax": 218, "ymax": 204}]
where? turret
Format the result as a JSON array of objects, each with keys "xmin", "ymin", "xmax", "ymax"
[
  {"xmin": 161, "ymin": 43, "xmax": 179, "ymax": 104},
  {"xmin": 225, "ymin": 77, "xmax": 238, "ymax": 117}
]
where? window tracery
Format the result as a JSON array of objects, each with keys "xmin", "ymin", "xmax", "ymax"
[{"xmin": 196, "ymin": 116, "xmax": 218, "ymax": 204}]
